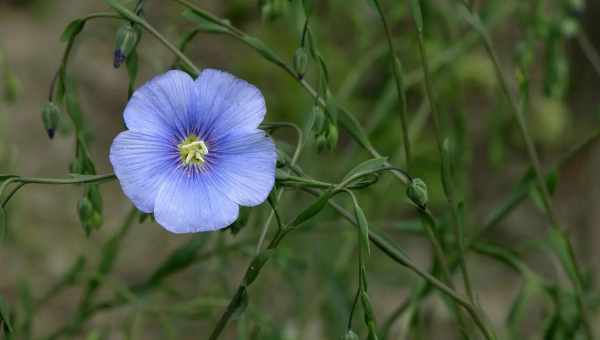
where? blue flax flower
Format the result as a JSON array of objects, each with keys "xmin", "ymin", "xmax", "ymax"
[{"xmin": 110, "ymin": 69, "xmax": 276, "ymax": 233}]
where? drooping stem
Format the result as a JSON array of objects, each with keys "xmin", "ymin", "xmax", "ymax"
[
  {"xmin": 409, "ymin": 1, "xmax": 483, "ymax": 336},
  {"xmin": 459, "ymin": 6, "xmax": 593, "ymax": 339},
  {"xmin": 371, "ymin": 0, "xmax": 412, "ymax": 171}
]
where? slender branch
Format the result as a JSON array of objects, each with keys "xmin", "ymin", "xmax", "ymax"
[
  {"xmin": 459, "ymin": 6, "xmax": 593, "ymax": 339},
  {"xmin": 410, "ymin": 2, "xmax": 482, "ymax": 335},
  {"xmin": 371, "ymin": 0, "xmax": 411, "ymax": 170}
]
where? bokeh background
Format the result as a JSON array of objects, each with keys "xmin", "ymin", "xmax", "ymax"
[{"xmin": 1, "ymin": 0, "xmax": 600, "ymax": 339}]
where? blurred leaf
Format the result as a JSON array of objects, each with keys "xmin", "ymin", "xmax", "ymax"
[
  {"xmin": 0, "ymin": 207, "xmax": 6, "ymax": 241},
  {"xmin": 17, "ymin": 280, "xmax": 32, "ymax": 340},
  {"xmin": 231, "ymin": 287, "xmax": 249, "ymax": 320},
  {"xmin": 351, "ymin": 199, "xmax": 371, "ymax": 256},
  {"xmin": 126, "ymin": 49, "xmax": 138, "ymax": 98},
  {"xmin": 183, "ymin": 9, "xmax": 229, "ymax": 33},
  {"xmin": 229, "ymin": 207, "xmax": 250, "ymax": 235},
  {"xmin": 343, "ymin": 158, "xmax": 387, "ymax": 182},
  {"xmin": 289, "ymin": 190, "xmax": 333, "ymax": 227},
  {"xmin": 243, "ymin": 249, "xmax": 274, "ymax": 286},
  {"xmin": 145, "ymin": 235, "xmax": 208, "ymax": 288},
  {"xmin": 242, "ymin": 36, "xmax": 284, "ymax": 68},
  {"xmin": 548, "ymin": 229, "xmax": 578, "ymax": 285},
  {"xmin": 409, "ymin": 0, "xmax": 424, "ymax": 32},
  {"xmin": 0, "ymin": 295, "xmax": 13, "ymax": 334},
  {"xmin": 338, "ymin": 108, "xmax": 374, "ymax": 151},
  {"xmin": 60, "ymin": 19, "xmax": 85, "ymax": 42}
]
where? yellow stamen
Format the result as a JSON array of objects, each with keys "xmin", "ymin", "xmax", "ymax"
[{"xmin": 178, "ymin": 135, "xmax": 209, "ymax": 166}]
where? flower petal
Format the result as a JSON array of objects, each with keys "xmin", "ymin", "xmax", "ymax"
[
  {"xmin": 124, "ymin": 70, "xmax": 197, "ymax": 139},
  {"xmin": 109, "ymin": 130, "xmax": 178, "ymax": 212},
  {"xmin": 194, "ymin": 69, "xmax": 266, "ymax": 138},
  {"xmin": 208, "ymin": 129, "xmax": 277, "ymax": 206},
  {"xmin": 153, "ymin": 169, "xmax": 239, "ymax": 233}
]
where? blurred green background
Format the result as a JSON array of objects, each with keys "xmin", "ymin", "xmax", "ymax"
[{"xmin": 1, "ymin": 0, "xmax": 600, "ymax": 339}]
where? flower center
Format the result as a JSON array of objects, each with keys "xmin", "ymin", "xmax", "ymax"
[{"xmin": 178, "ymin": 135, "xmax": 209, "ymax": 166}]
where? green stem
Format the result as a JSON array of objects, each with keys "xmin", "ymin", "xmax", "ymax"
[
  {"xmin": 460, "ymin": 6, "xmax": 593, "ymax": 339},
  {"xmin": 0, "ymin": 174, "xmax": 115, "ymax": 207},
  {"xmin": 105, "ymin": 0, "xmax": 200, "ymax": 76},
  {"xmin": 371, "ymin": 0, "xmax": 411, "ymax": 171},
  {"xmin": 411, "ymin": 0, "xmax": 482, "ymax": 333},
  {"xmin": 256, "ymin": 122, "xmax": 303, "ymax": 254},
  {"xmin": 299, "ymin": 186, "xmax": 495, "ymax": 340}
]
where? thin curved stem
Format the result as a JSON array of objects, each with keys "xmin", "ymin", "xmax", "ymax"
[
  {"xmin": 105, "ymin": 0, "xmax": 200, "ymax": 76},
  {"xmin": 0, "ymin": 174, "xmax": 115, "ymax": 207},
  {"xmin": 371, "ymin": 0, "xmax": 411, "ymax": 170},
  {"xmin": 256, "ymin": 123, "xmax": 304, "ymax": 253},
  {"xmin": 459, "ymin": 6, "xmax": 593, "ymax": 339}
]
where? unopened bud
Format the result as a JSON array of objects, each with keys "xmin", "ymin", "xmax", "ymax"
[
  {"xmin": 313, "ymin": 105, "xmax": 325, "ymax": 133},
  {"xmin": 113, "ymin": 24, "xmax": 141, "ymax": 68},
  {"xmin": 407, "ymin": 178, "xmax": 428, "ymax": 208},
  {"xmin": 326, "ymin": 122, "xmax": 338, "ymax": 150},
  {"xmin": 78, "ymin": 196, "xmax": 94, "ymax": 222},
  {"xmin": 293, "ymin": 47, "xmax": 308, "ymax": 79},
  {"xmin": 41, "ymin": 102, "xmax": 60, "ymax": 139}
]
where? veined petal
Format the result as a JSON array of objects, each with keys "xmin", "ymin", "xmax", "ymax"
[
  {"xmin": 109, "ymin": 130, "xmax": 178, "ymax": 212},
  {"xmin": 153, "ymin": 169, "xmax": 239, "ymax": 233},
  {"xmin": 209, "ymin": 129, "xmax": 277, "ymax": 206},
  {"xmin": 194, "ymin": 69, "xmax": 266, "ymax": 138},
  {"xmin": 124, "ymin": 70, "xmax": 197, "ymax": 139}
]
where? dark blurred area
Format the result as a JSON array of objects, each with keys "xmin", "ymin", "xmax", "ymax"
[{"xmin": 1, "ymin": 0, "xmax": 600, "ymax": 339}]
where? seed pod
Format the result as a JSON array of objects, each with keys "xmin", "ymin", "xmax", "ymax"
[
  {"xmin": 113, "ymin": 23, "xmax": 141, "ymax": 68},
  {"xmin": 41, "ymin": 102, "xmax": 60, "ymax": 139},
  {"xmin": 407, "ymin": 178, "xmax": 428, "ymax": 208}
]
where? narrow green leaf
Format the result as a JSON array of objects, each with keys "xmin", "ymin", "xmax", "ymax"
[
  {"xmin": 145, "ymin": 235, "xmax": 208, "ymax": 288},
  {"xmin": 353, "ymin": 201, "xmax": 371, "ymax": 256},
  {"xmin": 409, "ymin": 0, "xmax": 424, "ymax": 33},
  {"xmin": 126, "ymin": 49, "xmax": 139, "ymax": 98},
  {"xmin": 243, "ymin": 249, "xmax": 274, "ymax": 286},
  {"xmin": 343, "ymin": 157, "xmax": 388, "ymax": 182},
  {"xmin": 0, "ymin": 295, "xmax": 13, "ymax": 334},
  {"xmin": 231, "ymin": 287, "xmax": 249, "ymax": 320},
  {"xmin": 0, "ymin": 207, "xmax": 5, "ymax": 241},
  {"xmin": 361, "ymin": 291, "xmax": 374, "ymax": 321},
  {"xmin": 17, "ymin": 280, "xmax": 32, "ymax": 338},
  {"xmin": 548, "ymin": 229, "xmax": 578, "ymax": 285},
  {"xmin": 60, "ymin": 19, "xmax": 85, "ymax": 42},
  {"xmin": 182, "ymin": 9, "xmax": 230, "ymax": 33},
  {"xmin": 242, "ymin": 36, "xmax": 284, "ymax": 67},
  {"xmin": 338, "ymin": 108, "xmax": 374, "ymax": 150},
  {"xmin": 289, "ymin": 190, "xmax": 333, "ymax": 227}
]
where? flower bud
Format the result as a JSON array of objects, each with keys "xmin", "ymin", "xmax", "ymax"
[
  {"xmin": 326, "ymin": 122, "xmax": 338, "ymax": 150},
  {"xmin": 41, "ymin": 102, "xmax": 60, "ymax": 139},
  {"xmin": 293, "ymin": 47, "xmax": 308, "ymax": 79},
  {"xmin": 313, "ymin": 105, "xmax": 325, "ymax": 133},
  {"xmin": 113, "ymin": 23, "xmax": 141, "ymax": 68},
  {"xmin": 78, "ymin": 196, "xmax": 94, "ymax": 222},
  {"xmin": 316, "ymin": 133, "xmax": 327, "ymax": 153},
  {"xmin": 407, "ymin": 178, "xmax": 428, "ymax": 208}
]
